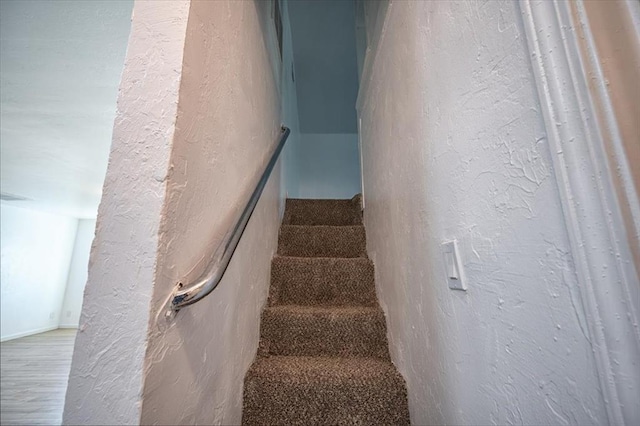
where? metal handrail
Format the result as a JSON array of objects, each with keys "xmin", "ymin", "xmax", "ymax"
[{"xmin": 170, "ymin": 126, "xmax": 290, "ymax": 311}]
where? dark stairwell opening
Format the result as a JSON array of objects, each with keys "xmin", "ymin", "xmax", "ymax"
[
  {"xmin": 241, "ymin": 2, "xmax": 410, "ymax": 424},
  {"xmin": 282, "ymin": 0, "xmax": 362, "ymax": 200}
]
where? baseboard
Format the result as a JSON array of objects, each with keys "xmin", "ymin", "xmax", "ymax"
[
  {"xmin": 58, "ymin": 324, "xmax": 79, "ymax": 329},
  {"xmin": 0, "ymin": 325, "xmax": 59, "ymax": 342}
]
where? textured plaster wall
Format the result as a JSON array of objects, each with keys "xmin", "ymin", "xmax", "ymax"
[
  {"xmin": 583, "ymin": 0, "xmax": 640, "ymax": 193},
  {"xmin": 139, "ymin": 1, "xmax": 282, "ymax": 424},
  {"xmin": 359, "ymin": 1, "xmax": 608, "ymax": 425},
  {"xmin": 64, "ymin": 1, "xmax": 283, "ymax": 424},
  {"xmin": 0, "ymin": 203, "xmax": 77, "ymax": 341},
  {"xmin": 581, "ymin": 0, "xmax": 640, "ymax": 278},
  {"xmin": 63, "ymin": 1, "xmax": 190, "ymax": 424},
  {"xmin": 59, "ymin": 219, "xmax": 96, "ymax": 328}
]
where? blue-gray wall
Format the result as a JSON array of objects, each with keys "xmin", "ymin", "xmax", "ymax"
[
  {"xmin": 288, "ymin": 0, "xmax": 359, "ymax": 134},
  {"xmin": 291, "ymin": 133, "xmax": 361, "ymax": 199},
  {"xmin": 285, "ymin": 0, "xmax": 361, "ymax": 199}
]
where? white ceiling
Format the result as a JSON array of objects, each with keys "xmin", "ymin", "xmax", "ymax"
[{"xmin": 0, "ymin": 0, "xmax": 133, "ymax": 218}]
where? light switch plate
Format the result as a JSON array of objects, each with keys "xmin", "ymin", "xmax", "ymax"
[{"xmin": 442, "ymin": 239, "xmax": 467, "ymax": 291}]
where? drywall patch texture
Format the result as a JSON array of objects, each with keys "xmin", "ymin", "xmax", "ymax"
[
  {"xmin": 63, "ymin": 1, "xmax": 191, "ymax": 424},
  {"xmin": 140, "ymin": 1, "xmax": 282, "ymax": 424},
  {"xmin": 0, "ymin": 204, "xmax": 77, "ymax": 341},
  {"xmin": 358, "ymin": 1, "xmax": 608, "ymax": 425}
]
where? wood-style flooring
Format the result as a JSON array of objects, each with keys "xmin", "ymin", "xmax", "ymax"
[{"xmin": 1, "ymin": 329, "xmax": 76, "ymax": 425}]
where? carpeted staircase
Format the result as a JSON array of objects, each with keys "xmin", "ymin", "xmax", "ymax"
[{"xmin": 242, "ymin": 196, "xmax": 410, "ymax": 425}]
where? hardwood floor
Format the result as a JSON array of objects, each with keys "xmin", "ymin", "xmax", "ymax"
[{"xmin": 1, "ymin": 329, "xmax": 76, "ymax": 425}]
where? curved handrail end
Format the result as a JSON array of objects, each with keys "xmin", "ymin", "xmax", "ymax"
[{"xmin": 167, "ymin": 126, "xmax": 290, "ymax": 314}]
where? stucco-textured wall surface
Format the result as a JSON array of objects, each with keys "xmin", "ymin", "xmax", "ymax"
[
  {"xmin": 359, "ymin": 1, "xmax": 608, "ymax": 425},
  {"xmin": 59, "ymin": 219, "xmax": 96, "ymax": 328},
  {"xmin": 583, "ymin": 0, "xmax": 640, "ymax": 194},
  {"xmin": 581, "ymin": 0, "xmax": 640, "ymax": 279},
  {"xmin": 63, "ymin": 1, "xmax": 190, "ymax": 424},
  {"xmin": 139, "ymin": 1, "xmax": 282, "ymax": 424},
  {"xmin": 0, "ymin": 204, "xmax": 77, "ymax": 341}
]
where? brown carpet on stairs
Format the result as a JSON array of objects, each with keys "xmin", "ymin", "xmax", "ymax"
[
  {"xmin": 242, "ymin": 195, "xmax": 410, "ymax": 425},
  {"xmin": 269, "ymin": 257, "xmax": 376, "ymax": 307},
  {"xmin": 277, "ymin": 225, "xmax": 367, "ymax": 258}
]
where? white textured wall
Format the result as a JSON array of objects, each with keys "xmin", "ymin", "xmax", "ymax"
[
  {"xmin": 290, "ymin": 133, "xmax": 361, "ymax": 199},
  {"xmin": 583, "ymin": 0, "xmax": 640, "ymax": 192},
  {"xmin": 359, "ymin": 1, "xmax": 608, "ymax": 425},
  {"xmin": 139, "ymin": 1, "xmax": 282, "ymax": 424},
  {"xmin": 59, "ymin": 219, "xmax": 96, "ymax": 328},
  {"xmin": 63, "ymin": 1, "xmax": 190, "ymax": 424},
  {"xmin": 0, "ymin": 204, "xmax": 77, "ymax": 341},
  {"xmin": 582, "ymin": 0, "xmax": 640, "ymax": 273}
]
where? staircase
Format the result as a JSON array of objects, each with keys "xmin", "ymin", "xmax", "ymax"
[{"xmin": 242, "ymin": 196, "xmax": 410, "ymax": 425}]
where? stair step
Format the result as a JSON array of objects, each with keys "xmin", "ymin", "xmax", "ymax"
[
  {"xmin": 243, "ymin": 197, "xmax": 410, "ymax": 424},
  {"xmin": 242, "ymin": 356, "xmax": 410, "ymax": 426},
  {"xmin": 283, "ymin": 197, "xmax": 362, "ymax": 226},
  {"xmin": 259, "ymin": 306, "xmax": 390, "ymax": 359},
  {"xmin": 278, "ymin": 225, "xmax": 366, "ymax": 258},
  {"xmin": 269, "ymin": 256, "xmax": 376, "ymax": 306}
]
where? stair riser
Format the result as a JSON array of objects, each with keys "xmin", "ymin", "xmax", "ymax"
[
  {"xmin": 278, "ymin": 226, "xmax": 366, "ymax": 258},
  {"xmin": 259, "ymin": 309, "xmax": 390, "ymax": 360},
  {"xmin": 283, "ymin": 198, "xmax": 362, "ymax": 226},
  {"xmin": 270, "ymin": 257, "xmax": 376, "ymax": 306}
]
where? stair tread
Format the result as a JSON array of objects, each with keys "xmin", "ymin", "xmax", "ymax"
[
  {"xmin": 273, "ymin": 255, "xmax": 371, "ymax": 261},
  {"xmin": 278, "ymin": 225, "xmax": 367, "ymax": 258},
  {"xmin": 270, "ymin": 256, "xmax": 376, "ymax": 307},
  {"xmin": 280, "ymin": 225, "xmax": 365, "ymax": 230},
  {"xmin": 259, "ymin": 305, "xmax": 389, "ymax": 359},
  {"xmin": 246, "ymin": 355, "xmax": 402, "ymax": 383},
  {"xmin": 243, "ymin": 357, "xmax": 410, "ymax": 425},
  {"xmin": 264, "ymin": 305, "xmax": 382, "ymax": 314}
]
